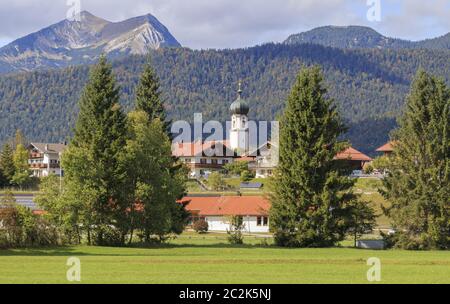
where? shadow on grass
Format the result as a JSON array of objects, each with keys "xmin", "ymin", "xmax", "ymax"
[{"xmin": 0, "ymin": 242, "xmax": 283, "ymax": 257}]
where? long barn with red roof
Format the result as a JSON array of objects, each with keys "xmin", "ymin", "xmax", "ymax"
[{"xmin": 180, "ymin": 196, "xmax": 271, "ymax": 233}]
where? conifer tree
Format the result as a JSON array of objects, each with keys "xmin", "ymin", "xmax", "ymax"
[
  {"xmin": 270, "ymin": 66, "xmax": 356, "ymax": 247},
  {"xmin": 381, "ymin": 70, "xmax": 449, "ymax": 250},
  {"xmin": 135, "ymin": 59, "xmax": 168, "ymax": 128},
  {"xmin": 0, "ymin": 168, "xmax": 5, "ymax": 188},
  {"xmin": 0, "ymin": 143, "xmax": 16, "ymax": 186},
  {"xmin": 63, "ymin": 55, "xmax": 128, "ymax": 245}
]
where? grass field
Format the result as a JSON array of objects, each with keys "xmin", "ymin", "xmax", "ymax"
[{"xmin": 0, "ymin": 233, "xmax": 448, "ymax": 284}]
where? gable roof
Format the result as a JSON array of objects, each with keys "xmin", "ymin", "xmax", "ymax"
[
  {"xmin": 29, "ymin": 143, "xmax": 67, "ymax": 154},
  {"xmin": 172, "ymin": 140, "xmax": 233, "ymax": 157},
  {"xmin": 376, "ymin": 141, "xmax": 395, "ymax": 153},
  {"xmin": 335, "ymin": 147, "xmax": 372, "ymax": 162},
  {"xmin": 181, "ymin": 196, "xmax": 270, "ymax": 216}
]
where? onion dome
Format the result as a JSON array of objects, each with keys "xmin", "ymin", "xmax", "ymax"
[{"xmin": 230, "ymin": 82, "xmax": 250, "ymax": 115}]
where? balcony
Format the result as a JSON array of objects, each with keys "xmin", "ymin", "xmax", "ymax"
[
  {"xmin": 29, "ymin": 163, "xmax": 60, "ymax": 169},
  {"xmin": 29, "ymin": 153, "xmax": 44, "ymax": 159}
]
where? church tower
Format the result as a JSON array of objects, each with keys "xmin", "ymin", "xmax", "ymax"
[{"xmin": 230, "ymin": 82, "xmax": 250, "ymax": 155}]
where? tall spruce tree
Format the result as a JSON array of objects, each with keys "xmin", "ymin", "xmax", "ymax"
[
  {"xmin": 135, "ymin": 60, "xmax": 168, "ymax": 128},
  {"xmin": 270, "ymin": 66, "xmax": 356, "ymax": 247},
  {"xmin": 0, "ymin": 143, "xmax": 15, "ymax": 186},
  {"xmin": 63, "ymin": 55, "xmax": 128, "ymax": 246},
  {"xmin": 0, "ymin": 168, "xmax": 5, "ymax": 188},
  {"xmin": 381, "ymin": 70, "xmax": 449, "ymax": 250}
]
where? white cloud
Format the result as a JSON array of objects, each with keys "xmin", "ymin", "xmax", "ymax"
[{"xmin": 0, "ymin": 0, "xmax": 448, "ymax": 49}]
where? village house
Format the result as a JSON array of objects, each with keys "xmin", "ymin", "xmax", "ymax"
[
  {"xmin": 376, "ymin": 141, "xmax": 395, "ymax": 157},
  {"xmin": 334, "ymin": 147, "xmax": 373, "ymax": 170},
  {"xmin": 180, "ymin": 196, "xmax": 271, "ymax": 233},
  {"xmin": 27, "ymin": 143, "xmax": 67, "ymax": 177}
]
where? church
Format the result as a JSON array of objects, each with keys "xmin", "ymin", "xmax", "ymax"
[
  {"xmin": 172, "ymin": 84, "xmax": 371, "ymax": 178},
  {"xmin": 172, "ymin": 84, "xmax": 277, "ymax": 178}
]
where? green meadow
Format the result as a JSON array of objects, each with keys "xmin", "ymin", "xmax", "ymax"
[{"xmin": 0, "ymin": 233, "xmax": 448, "ymax": 284}]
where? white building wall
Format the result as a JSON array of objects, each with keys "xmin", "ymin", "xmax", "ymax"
[
  {"xmin": 30, "ymin": 152, "xmax": 63, "ymax": 177},
  {"xmin": 206, "ymin": 216, "xmax": 269, "ymax": 233},
  {"xmin": 230, "ymin": 114, "xmax": 249, "ymax": 154}
]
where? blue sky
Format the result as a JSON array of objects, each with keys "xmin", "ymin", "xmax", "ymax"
[{"xmin": 0, "ymin": 0, "xmax": 448, "ymax": 49}]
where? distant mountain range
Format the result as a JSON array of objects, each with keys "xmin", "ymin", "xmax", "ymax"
[
  {"xmin": 1, "ymin": 16, "xmax": 449, "ymax": 74},
  {"xmin": 0, "ymin": 11, "xmax": 181, "ymax": 73},
  {"xmin": 284, "ymin": 26, "xmax": 450, "ymax": 50}
]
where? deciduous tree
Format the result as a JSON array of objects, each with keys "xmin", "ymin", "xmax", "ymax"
[
  {"xmin": 12, "ymin": 144, "xmax": 31, "ymax": 189},
  {"xmin": 124, "ymin": 111, "xmax": 188, "ymax": 243}
]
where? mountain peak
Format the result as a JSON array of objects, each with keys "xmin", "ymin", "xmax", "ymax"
[
  {"xmin": 284, "ymin": 26, "xmax": 396, "ymax": 49},
  {"xmin": 284, "ymin": 26, "xmax": 450, "ymax": 50},
  {"xmin": 0, "ymin": 12, "xmax": 181, "ymax": 73}
]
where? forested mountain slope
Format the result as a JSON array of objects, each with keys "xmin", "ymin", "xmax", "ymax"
[{"xmin": 0, "ymin": 43, "xmax": 448, "ymax": 154}]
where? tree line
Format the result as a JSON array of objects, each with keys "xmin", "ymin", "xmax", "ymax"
[
  {"xmin": 1, "ymin": 56, "xmax": 188, "ymax": 247},
  {"xmin": 270, "ymin": 67, "xmax": 449, "ymax": 250}
]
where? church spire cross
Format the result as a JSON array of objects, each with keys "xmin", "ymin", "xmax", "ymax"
[{"xmin": 238, "ymin": 81, "xmax": 243, "ymax": 99}]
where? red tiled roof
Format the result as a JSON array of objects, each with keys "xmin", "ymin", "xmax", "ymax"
[
  {"xmin": 376, "ymin": 141, "xmax": 395, "ymax": 152},
  {"xmin": 172, "ymin": 140, "xmax": 231, "ymax": 157},
  {"xmin": 181, "ymin": 196, "xmax": 270, "ymax": 216},
  {"xmin": 33, "ymin": 210, "xmax": 47, "ymax": 216},
  {"xmin": 335, "ymin": 147, "xmax": 372, "ymax": 162}
]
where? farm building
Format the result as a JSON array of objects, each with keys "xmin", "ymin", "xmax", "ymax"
[{"xmin": 180, "ymin": 196, "xmax": 270, "ymax": 233}]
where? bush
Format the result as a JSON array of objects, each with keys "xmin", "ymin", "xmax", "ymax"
[
  {"xmin": 193, "ymin": 219, "xmax": 209, "ymax": 234},
  {"xmin": 93, "ymin": 225, "xmax": 124, "ymax": 247},
  {"xmin": 208, "ymin": 172, "xmax": 226, "ymax": 191},
  {"xmin": 227, "ymin": 216, "xmax": 245, "ymax": 245},
  {"xmin": 363, "ymin": 163, "xmax": 374, "ymax": 174},
  {"xmin": 0, "ymin": 205, "xmax": 60, "ymax": 248},
  {"xmin": 240, "ymin": 170, "xmax": 254, "ymax": 183},
  {"xmin": 224, "ymin": 161, "xmax": 249, "ymax": 176}
]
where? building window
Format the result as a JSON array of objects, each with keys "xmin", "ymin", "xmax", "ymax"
[
  {"xmin": 200, "ymin": 159, "xmax": 207, "ymax": 164},
  {"xmin": 211, "ymin": 159, "xmax": 218, "ymax": 165},
  {"xmin": 185, "ymin": 158, "xmax": 191, "ymax": 164},
  {"xmin": 257, "ymin": 216, "xmax": 269, "ymax": 227}
]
